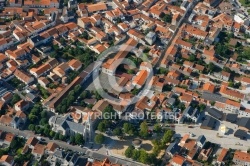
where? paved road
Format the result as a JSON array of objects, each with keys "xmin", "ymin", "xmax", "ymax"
[
  {"xmin": 154, "ymin": 0, "xmax": 198, "ymax": 70},
  {"xmin": 0, "ymin": 125, "xmax": 144, "ymax": 166}
]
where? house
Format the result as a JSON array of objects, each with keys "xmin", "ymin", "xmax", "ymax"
[
  {"xmin": 30, "ymin": 63, "xmax": 51, "ymax": 78},
  {"xmin": 237, "ymin": 117, "xmax": 250, "ymax": 132},
  {"xmin": 217, "ymin": 148, "xmax": 228, "ymax": 166},
  {"xmin": 234, "ymin": 129, "xmax": 247, "ymax": 140},
  {"xmin": 68, "ymin": 59, "xmax": 82, "ymax": 71},
  {"xmin": 233, "ymin": 151, "xmax": 250, "ymax": 166},
  {"xmin": 219, "ymin": 85, "xmax": 244, "ymax": 102},
  {"xmin": 200, "ymin": 115, "xmax": 217, "ymax": 130},
  {"xmin": 202, "ymin": 82, "xmax": 215, "ymax": 93},
  {"xmin": 46, "ymin": 142, "xmax": 59, "ymax": 154},
  {"xmin": 10, "ymin": 111, "xmax": 27, "ymax": 129},
  {"xmin": 0, "ymin": 155, "xmax": 14, "ymax": 166},
  {"xmin": 87, "ymin": 158, "xmax": 120, "ymax": 166},
  {"xmin": 32, "ymin": 144, "xmax": 45, "ymax": 160},
  {"xmin": 165, "ymin": 142, "xmax": 181, "ymax": 157},
  {"xmin": 171, "ymin": 155, "xmax": 186, "ymax": 166},
  {"xmin": 1, "ymin": 92, "xmax": 13, "ymax": 104},
  {"xmin": 102, "ymin": 38, "xmax": 138, "ymax": 76},
  {"xmin": 14, "ymin": 69, "xmax": 34, "ymax": 84},
  {"xmin": 224, "ymin": 99, "xmax": 240, "ymax": 113},
  {"xmin": 14, "ymin": 100, "xmax": 30, "ymax": 112},
  {"xmin": 0, "ymin": 115, "xmax": 13, "ymax": 127},
  {"xmin": 196, "ymin": 135, "xmax": 206, "ymax": 148},
  {"xmin": 132, "ymin": 70, "xmax": 148, "ymax": 89},
  {"xmin": 181, "ymin": 106, "xmax": 200, "ymax": 123},
  {"xmin": 214, "ymin": 71, "xmax": 230, "ymax": 81},
  {"xmin": 175, "ymin": 38, "xmax": 193, "ymax": 51},
  {"xmin": 86, "ymin": 2, "xmax": 107, "ymax": 14},
  {"xmin": 145, "ymin": 31, "xmax": 156, "ymax": 45},
  {"xmin": 0, "ymin": 132, "xmax": 15, "ymax": 146},
  {"xmin": 226, "ymin": 114, "xmax": 238, "ymax": 123},
  {"xmin": 38, "ymin": 77, "xmax": 50, "ymax": 88},
  {"xmin": 26, "ymin": 137, "xmax": 39, "ymax": 149},
  {"xmin": 198, "ymin": 148, "xmax": 213, "ymax": 161},
  {"xmin": 206, "ymin": 107, "xmax": 223, "ymax": 120}
]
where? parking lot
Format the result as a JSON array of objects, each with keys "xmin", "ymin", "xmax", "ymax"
[{"xmin": 175, "ymin": 121, "xmax": 250, "ymax": 150}]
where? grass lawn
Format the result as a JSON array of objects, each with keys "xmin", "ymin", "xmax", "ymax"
[{"xmin": 239, "ymin": 0, "xmax": 250, "ymax": 7}]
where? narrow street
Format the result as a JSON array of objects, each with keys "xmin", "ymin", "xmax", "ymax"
[{"xmin": 0, "ymin": 125, "xmax": 144, "ymax": 166}]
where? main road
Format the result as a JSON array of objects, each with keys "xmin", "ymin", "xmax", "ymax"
[
  {"xmin": 154, "ymin": 0, "xmax": 198, "ymax": 69},
  {"xmin": 0, "ymin": 125, "xmax": 144, "ymax": 166}
]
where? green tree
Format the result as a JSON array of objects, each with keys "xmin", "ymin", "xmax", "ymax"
[
  {"xmin": 102, "ymin": 105, "xmax": 117, "ymax": 120},
  {"xmin": 125, "ymin": 145, "xmax": 135, "ymax": 158},
  {"xmin": 28, "ymin": 114, "xmax": 38, "ymax": 123},
  {"xmin": 80, "ymin": 91, "xmax": 88, "ymax": 99},
  {"xmin": 70, "ymin": 136, "xmax": 75, "ymax": 144},
  {"xmin": 39, "ymin": 118, "xmax": 48, "ymax": 125},
  {"xmin": 40, "ymin": 110, "xmax": 47, "ymax": 118},
  {"xmin": 54, "ymin": 133, "xmax": 59, "ymax": 140},
  {"xmin": 97, "ymin": 121, "xmax": 106, "ymax": 132},
  {"xmin": 198, "ymin": 104, "xmax": 206, "ymax": 111},
  {"xmin": 28, "ymin": 124, "xmax": 35, "ymax": 131},
  {"xmin": 139, "ymin": 149, "xmax": 149, "ymax": 164},
  {"xmin": 127, "ymin": 69, "xmax": 134, "ymax": 74},
  {"xmin": 162, "ymin": 129, "xmax": 174, "ymax": 144},
  {"xmin": 132, "ymin": 149, "xmax": 140, "ymax": 160},
  {"xmin": 189, "ymin": 54, "xmax": 196, "ymax": 62},
  {"xmin": 10, "ymin": 94, "xmax": 21, "ymax": 106},
  {"xmin": 208, "ymin": 62, "xmax": 215, "ymax": 73},
  {"xmin": 75, "ymin": 133, "xmax": 84, "ymax": 145},
  {"xmin": 59, "ymin": 134, "xmax": 65, "ymax": 141},
  {"xmin": 162, "ymin": 13, "xmax": 172, "ymax": 23},
  {"xmin": 210, "ymin": 101, "xmax": 215, "ymax": 106},
  {"xmin": 49, "ymin": 131, "xmax": 55, "ymax": 138},
  {"xmin": 228, "ymin": 81, "xmax": 234, "ymax": 87},
  {"xmin": 123, "ymin": 123, "xmax": 134, "ymax": 134},
  {"xmin": 44, "ymin": 128, "xmax": 50, "ymax": 136},
  {"xmin": 139, "ymin": 121, "xmax": 149, "ymax": 138},
  {"xmin": 153, "ymin": 124, "xmax": 161, "ymax": 133},
  {"xmin": 113, "ymin": 127, "xmax": 123, "ymax": 136},
  {"xmin": 158, "ymin": 67, "xmax": 168, "ymax": 75},
  {"xmin": 94, "ymin": 134, "xmax": 105, "ymax": 144}
]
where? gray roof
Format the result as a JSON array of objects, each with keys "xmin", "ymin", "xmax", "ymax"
[
  {"xmin": 74, "ymin": 157, "xmax": 88, "ymax": 166},
  {"xmin": 226, "ymin": 114, "xmax": 238, "ymax": 123},
  {"xmin": 202, "ymin": 92, "xmax": 226, "ymax": 103},
  {"xmin": 183, "ymin": 106, "xmax": 194, "ymax": 116},
  {"xmin": 146, "ymin": 31, "xmax": 156, "ymax": 38},
  {"xmin": 234, "ymin": 129, "xmax": 247, "ymax": 139},
  {"xmin": 52, "ymin": 115, "xmax": 85, "ymax": 134},
  {"xmin": 237, "ymin": 117, "xmax": 250, "ymax": 130},
  {"xmin": 54, "ymin": 149, "xmax": 66, "ymax": 158},
  {"xmin": 167, "ymin": 98, "xmax": 176, "ymax": 106},
  {"xmin": 166, "ymin": 142, "xmax": 181, "ymax": 155},
  {"xmin": 207, "ymin": 107, "xmax": 223, "ymax": 120},
  {"xmin": 197, "ymin": 135, "xmax": 206, "ymax": 144},
  {"xmin": 201, "ymin": 115, "xmax": 217, "ymax": 129},
  {"xmin": 191, "ymin": 108, "xmax": 200, "ymax": 118}
]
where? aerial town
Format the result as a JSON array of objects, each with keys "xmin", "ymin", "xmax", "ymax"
[{"xmin": 1, "ymin": 0, "xmax": 250, "ymax": 165}]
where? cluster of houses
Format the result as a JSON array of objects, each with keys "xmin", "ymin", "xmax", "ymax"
[
  {"xmin": 0, "ymin": 133, "xmax": 122, "ymax": 166},
  {"xmin": 0, "ymin": 0, "xmax": 250, "ymax": 165}
]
